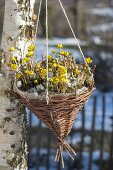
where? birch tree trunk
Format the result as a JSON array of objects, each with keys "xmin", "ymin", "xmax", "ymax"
[{"xmin": 0, "ymin": 0, "xmax": 36, "ymax": 169}]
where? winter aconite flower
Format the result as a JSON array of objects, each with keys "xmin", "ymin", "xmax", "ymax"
[
  {"xmin": 10, "ymin": 64, "xmax": 18, "ymax": 70},
  {"xmin": 9, "ymin": 47, "xmax": 15, "ymax": 51},
  {"xmin": 36, "ymin": 63, "xmax": 41, "ymax": 70},
  {"xmin": 48, "ymin": 55, "xmax": 53, "ymax": 60},
  {"xmin": 28, "ymin": 44, "xmax": 36, "ymax": 51},
  {"xmin": 26, "ymin": 51, "xmax": 34, "ymax": 57},
  {"xmin": 16, "ymin": 73, "xmax": 21, "ymax": 79},
  {"xmin": 65, "ymin": 52, "xmax": 70, "ymax": 57},
  {"xmin": 59, "ymin": 51, "xmax": 65, "ymax": 55},
  {"xmin": 7, "ymin": 42, "xmax": 94, "ymax": 94},
  {"xmin": 61, "ymin": 77, "xmax": 67, "ymax": 83},
  {"xmin": 74, "ymin": 69, "xmax": 81, "ymax": 75},
  {"xmin": 22, "ymin": 57, "xmax": 30, "ymax": 63},
  {"xmin": 52, "ymin": 50, "xmax": 56, "ymax": 54},
  {"xmin": 11, "ymin": 56, "xmax": 16, "ymax": 61},
  {"xmin": 24, "ymin": 70, "xmax": 34, "ymax": 75},
  {"xmin": 86, "ymin": 57, "xmax": 92, "ymax": 64},
  {"xmin": 58, "ymin": 44, "xmax": 63, "ymax": 49},
  {"xmin": 40, "ymin": 69, "xmax": 47, "ymax": 79},
  {"xmin": 53, "ymin": 63, "xmax": 57, "ymax": 67}
]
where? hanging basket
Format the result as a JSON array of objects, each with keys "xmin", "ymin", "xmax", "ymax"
[
  {"xmin": 5, "ymin": 0, "xmax": 95, "ymax": 167},
  {"xmin": 14, "ymin": 82, "xmax": 94, "ymax": 167}
]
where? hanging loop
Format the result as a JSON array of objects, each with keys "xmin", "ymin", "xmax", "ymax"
[{"xmin": 58, "ymin": 0, "xmax": 86, "ymax": 64}]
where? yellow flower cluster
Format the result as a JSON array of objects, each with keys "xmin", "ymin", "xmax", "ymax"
[
  {"xmin": 57, "ymin": 65, "xmax": 67, "ymax": 75},
  {"xmin": 59, "ymin": 51, "xmax": 70, "ymax": 57},
  {"xmin": 22, "ymin": 57, "xmax": 30, "ymax": 63},
  {"xmin": 26, "ymin": 51, "xmax": 34, "ymax": 57},
  {"xmin": 16, "ymin": 73, "xmax": 21, "ymax": 79},
  {"xmin": 24, "ymin": 70, "xmax": 34, "ymax": 75},
  {"xmin": 74, "ymin": 69, "xmax": 81, "ymax": 75},
  {"xmin": 50, "ymin": 76, "xmax": 67, "ymax": 84},
  {"xmin": 7, "ymin": 43, "xmax": 93, "ymax": 93},
  {"xmin": 86, "ymin": 57, "xmax": 92, "ymax": 64},
  {"xmin": 40, "ymin": 69, "xmax": 47, "ymax": 79},
  {"xmin": 10, "ymin": 64, "xmax": 18, "ymax": 70}
]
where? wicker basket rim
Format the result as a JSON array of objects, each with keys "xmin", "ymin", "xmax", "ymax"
[{"xmin": 13, "ymin": 80, "xmax": 95, "ymax": 100}]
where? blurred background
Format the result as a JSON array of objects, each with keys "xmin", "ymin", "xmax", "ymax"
[{"xmin": 0, "ymin": 0, "xmax": 113, "ymax": 170}]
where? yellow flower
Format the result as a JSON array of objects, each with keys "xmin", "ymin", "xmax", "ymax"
[
  {"xmin": 52, "ymin": 50, "xmax": 56, "ymax": 54},
  {"xmin": 86, "ymin": 57, "xmax": 92, "ymax": 64},
  {"xmin": 52, "ymin": 59, "xmax": 56, "ymax": 63},
  {"xmin": 48, "ymin": 55, "xmax": 53, "ymax": 60},
  {"xmin": 49, "ymin": 68, "xmax": 52, "ymax": 72},
  {"xmin": 26, "ymin": 51, "xmax": 34, "ymax": 57},
  {"xmin": 28, "ymin": 44, "xmax": 36, "ymax": 51},
  {"xmin": 9, "ymin": 47, "xmax": 15, "ymax": 51},
  {"xmin": 24, "ymin": 70, "xmax": 29, "ymax": 74},
  {"xmin": 75, "ymin": 69, "xmax": 81, "ymax": 75},
  {"xmin": 36, "ymin": 63, "xmax": 40, "ymax": 70},
  {"xmin": 59, "ymin": 51, "xmax": 65, "ymax": 55},
  {"xmin": 11, "ymin": 56, "xmax": 16, "ymax": 61},
  {"xmin": 29, "ymin": 70, "xmax": 34, "ymax": 75},
  {"xmin": 34, "ymin": 79, "xmax": 38, "ymax": 83},
  {"xmin": 84, "ymin": 66, "xmax": 91, "ymax": 72},
  {"xmin": 24, "ymin": 70, "xmax": 34, "ymax": 75},
  {"xmin": 50, "ymin": 77, "xmax": 59, "ymax": 83},
  {"xmin": 65, "ymin": 51, "xmax": 70, "ymax": 57},
  {"xmin": 57, "ymin": 65, "xmax": 67, "ymax": 74},
  {"xmin": 16, "ymin": 73, "xmax": 21, "ymax": 79},
  {"xmin": 22, "ymin": 57, "xmax": 30, "ymax": 63},
  {"xmin": 10, "ymin": 64, "xmax": 18, "ymax": 70},
  {"xmin": 61, "ymin": 77, "xmax": 67, "ymax": 83},
  {"xmin": 53, "ymin": 63, "xmax": 57, "ymax": 67},
  {"xmin": 58, "ymin": 44, "xmax": 63, "ymax": 49},
  {"xmin": 40, "ymin": 69, "xmax": 47, "ymax": 79}
]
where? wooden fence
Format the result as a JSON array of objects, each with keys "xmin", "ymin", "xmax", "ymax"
[{"xmin": 27, "ymin": 94, "xmax": 113, "ymax": 170}]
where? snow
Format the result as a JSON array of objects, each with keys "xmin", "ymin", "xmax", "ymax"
[
  {"xmin": 29, "ymin": 148, "xmax": 109, "ymax": 170},
  {"xmin": 36, "ymin": 37, "xmax": 87, "ymax": 46},
  {"xmin": 90, "ymin": 22, "xmax": 113, "ymax": 32},
  {"xmin": 88, "ymin": 8, "xmax": 113, "ymax": 18},
  {"xmin": 91, "ymin": 36, "xmax": 104, "ymax": 45},
  {"xmin": 35, "ymin": 38, "xmax": 86, "ymax": 62}
]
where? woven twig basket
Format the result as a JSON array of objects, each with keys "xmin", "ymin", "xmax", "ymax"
[{"xmin": 14, "ymin": 83, "xmax": 94, "ymax": 167}]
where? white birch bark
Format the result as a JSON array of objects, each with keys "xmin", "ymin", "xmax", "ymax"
[{"xmin": 0, "ymin": 0, "xmax": 36, "ymax": 169}]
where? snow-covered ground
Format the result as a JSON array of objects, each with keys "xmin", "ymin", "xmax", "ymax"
[
  {"xmin": 29, "ymin": 148, "xmax": 109, "ymax": 170},
  {"xmin": 88, "ymin": 8, "xmax": 113, "ymax": 18},
  {"xmin": 35, "ymin": 38, "xmax": 87, "ymax": 62},
  {"xmin": 90, "ymin": 22, "xmax": 113, "ymax": 33},
  {"xmin": 90, "ymin": 36, "xmax": 104, "ymax": 45}
]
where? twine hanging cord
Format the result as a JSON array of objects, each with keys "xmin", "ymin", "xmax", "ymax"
[
  {"xmin": 46, "ymin": 0, "xmax": 49, "ymax": 105},
  {"xmin": 58, "ymin": 0, "xmax": 86, "ymax": 64}
]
